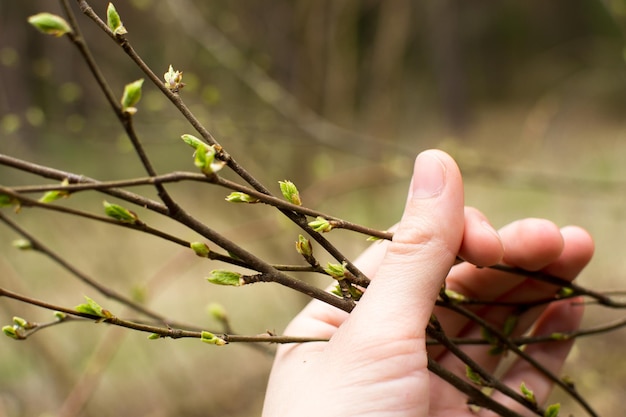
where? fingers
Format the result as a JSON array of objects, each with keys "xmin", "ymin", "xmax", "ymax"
[
  {"xmin": 458, "ymin": 207, "xmax": 504, "ymax": 267},
  {"xmin": 482, "ymin": 298, "xmax": 584, "ymax": 416},
  {"xmin": 331, "ymin": 150, "xmax": 465, "ymax": 347}
]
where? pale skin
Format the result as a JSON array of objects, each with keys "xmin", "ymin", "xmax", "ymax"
[{"xmin": 262, "ymin": 150, "xmax": 594, "ymax": 417}]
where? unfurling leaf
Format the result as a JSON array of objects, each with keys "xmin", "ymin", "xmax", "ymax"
[
  {"xmin": 443, "ymin": 288, "xmax": 466, "ymax": 302},
  {"xmin": 520, "ymin": 382, "xmax": 537, "ymax": 405},
  {"xmin": 190, "ymin": 242, "xmax": 211, "ymax": 258},
  {"xmin": 12, "ymin": 317, "xmax": 28, "ymax": 328},
  {"xmin": 2, "ymin": 325, "xmax": 22, "ymax": 340},
  {"xmin": 502, "ymin": 314, "xmax": 518, "ymax": 337},
  {"xmin": 225, "ymin": 192, "xmax": 259, "ymax": 203},
  {"xmin": 200, "ymin": 330, "xmax": 226, "ymax": 346},
  {"xmin": 106, "ymin": 3, "xmax": 127, "ymax": 35},
  {"xmin": 164, "ymin": 65, "xmax": 185, "ymax": 92},
  {"xmin": 120, "ymin": 79, "xmax": 144, "ymax": 114},
  {"xmin": 330, "ymin": 283, "xmax": 363, "ymax": 301},
  {"xmin": 207, "ymin": 270, "xmax": 242, "ymax": 287},
  {"xmin": 465, "ymin": 365, "xmax": 485, "ymax": 386},
  {"xmin": 324, "ymin": 262, "xmax": 347, "ymax": 280},
  {"xmin": 28, "ymin": 13, "xmax": 72, "ymax": 37},
  {"xmin": 147, "ymin": 333, "xmax": 161, "ymax": 340},
  {"xmin": 39, "ymin": 179, "xmax": 70, "ymax": 203},
  {"xmin": 103, "ymin": 200, "xmax": 138, "ymax": 223},
  {"xmin": 180, "ymin": 134, "xmax": 205, "ymax": 150},
  {"xmin": 544, "ymin": 403, "xmax": 560, "ymax": 417},
  {"xmin": 295, "ymin": 235, "xmax": 313, "ymax": 258},
  {"xmin": 278, "ymin": 180, "xmax": 302, "ymax": 206},
  {"xmin": 75, "ymin": 296, "xmax": 112, "ymax": 318},
  {"xmin": 308, "ymin": 216, "xmax": 333, "ymax": 233},
  {"xmin": 0, "ymin": 194, "xmax": 18, "ymax": 208}
]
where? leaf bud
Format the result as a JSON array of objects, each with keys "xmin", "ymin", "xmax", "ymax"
[
  {"xmin": 225, "ymin": 192, "xmax": 259, "ymax": 203},
  {"xmin": 295, "ymin": 235, "xmax": 313, "ymax": 258},
  {"xmin": 190, "ymin": 241, "xmax": 211, "ymax": 258},
  {"xmin": 207, "ymin": 302, "xmax": 228, "ymax": 322},
  {"xmin": 12, "ymin": 317, "xmax": 28, "ymax": 328},
  {"xmin": 103, "ymin": 200, "xmax": 138, "ymax": 223},
  {"xmin": 324, "ymin": 262, "xmax": 347, "ymax": 280},
  {"xmin": 520, "ymin": 382, "xmax": 537, "ymax": 405},
  {"xmin": 147, "ymin": 333, "xmax": 161, "ymax": 340},
  {"xmin": 28, "ymin": 13, "xmax": 72, "ymax": 37},
  {"xmin": 2, "ymin": 325, "xmax": 23, "ymax": 340},
  {"xmin": 180, "ymin": 134, "xmax": 205, "ymax": 150},
  {"xmin": 200, "ymin": 330, "xmax": 227, "ymax": 346},
  {"xmin": 106, "ymin": 3, "xmax": 127, "ymax": 36},
  {"xmin": 308, "ymin": 216, "xmax": 333, "ymax": 233},
  {"xmin": 206, "ymin": 270, "xmax": 242, "ymax": 286},
  {"xmin": 39, "ymin": 179, "xmax": 70, "ymax": 203},
  {"xmin": 278, "ymin": 180, "xmax": 302, "ymax": 206},
  {"xmin": 164, "ymin": 65, "xmax": 185, "ymax": 92},
  {"xmin": 120, "ymin": 79, "xmax": 144, "ymax": 114},
  {"xmin": 12, "ymin": 239, "xmax": 33, "ymax": 251},
  {"xmin": 544, "ymin": 403, "xmax": 560, "ymax": 417}
]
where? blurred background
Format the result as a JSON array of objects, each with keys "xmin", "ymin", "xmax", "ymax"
[{"xmin": 2, "ymin": 0, "xmax": 626, "ymax": 415}]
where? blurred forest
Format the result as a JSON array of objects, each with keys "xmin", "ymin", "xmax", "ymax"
[{"xmin": 2, "ymin": 0, "xmax": 626, "ymax": 416}]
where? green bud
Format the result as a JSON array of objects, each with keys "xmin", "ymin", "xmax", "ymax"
[
  {"xmin": 103, "ymin": 200, "xmax": 138, "ymax": 223},
  {"xmin": 12, "ymin": 317, "xmax": 28, "ymax": 328},
  {"xmin": 120, "ymin": 79, "xmax": 144, "ymax": 114},
  {"xmin": 39, "ymin": 179, "xmax": 70, "ymax": 203},
  {"xmin": 308, "ymin": 216, "xmax": 333, "ymax": 233},
  {"xmin": 502, "ymin": 314, "xmax": 518, "ymax": 337},
  {"xmin": 278, "ymin": 180, "xmax": 302, "ymax": 206},
  {"xmin": 366, "ymin": 236, "xmax": 382, "ymax": 242},
  {"xmin": 207, "ymin": 302, "xmax": 228, "ymax": 321},
  {"xmin": 28, "ymin": 13, "xmax": 72, "ymax": 37},
  {"xmin": 0, "ymin": 194, "xmax": 18, "ymax": 208},
  {"xmin": 54, "ymin": 311, "xmax": 67, "ymax": 321},
  {"xmin": 324, "ymin": 262, "xmax": 347, "ymax": 280},
  {"xmin": 225, "ymin": 192, "xmax": 259, "ymax": 203},
  {"xmin": 207, "ymin": 270, "xmax": 242, "ymax": 286},
  {"xmin": 180, "ymin": 134, "xmax": 205, "ymax": 150},
  {"xmin": 549, "ymin": 332, "xmax": 570, "ymax": 341},
  {"xmin": 200, "ymin": 330, "xmax": 226, "ymax": 346},
  {"xmin": 190, "ymin": 242, "xmax": 211, "ymax": 257},
  {"xmin": 465, "ymin": 365, "xmax": 485, "ymax": 386},
  {"xmin": 106, "ymin": 3, "xmax": 127, "ymax": 36},
  {"xmin": 544, "ymin": 403, "xmax": 560, "ymax": 417},
  {"xmin": 75, "ymin": 296, "xmax": 111, "ymax": 318},
  {"xmin": 295, "ymin": 235, "xmax": 313, "ymax": 257},
  {"xmin": 12, "ymin": 239, "xmax": 33, "ymax": 250},
  {"xmin": 147, "ymin": 333, "xmax": 161, "ymax": 340},
  {"xmin": 557, "ymin": 287, "xmax": 574, "ymax": 298},
  {"xmin": 520, "ymin": 382, "xmax": 536, "ymax": 405},
  {"xmin": 164, "ymin": 65, "xmax": 184, "ymax": 92},
  {"xmin": 443, "ymin": 288, "xmax": 466, "ymax": 302},
  {"xmin": 2, "ymin": 325, "xmax": 22, "ymax": 340}
]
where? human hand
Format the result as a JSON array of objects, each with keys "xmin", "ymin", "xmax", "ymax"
[{"xmin": 262, "ymin": 150, "xmax": 594, "ymax": 416}]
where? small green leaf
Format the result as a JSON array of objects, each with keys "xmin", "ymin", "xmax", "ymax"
[
  {"xmin": 549, "ymin": 332, "xmax": 570, "ymax": 341},
  {"xmin": 324, "ymin": 262, "xmax": 347, "ymax": 280},
  {"xmin": 520, "ymin": 382, "xmax": 536, "ymax": 405},
  {"xmin": 200, "ymin": 330, "xmax": 226, "ymax": 346},
  {"xmin": 106, "ymin": 3, "xmax": 127, "ymax": 35},
  {"xmin": 12, "ymin": 239, "xmax": 33, "ymax": 250},
  {"xmin": 164, "ymin": 65, "xmax": 184, "ymax": 92},
  {"xmin": 190, "ymin": 242, "xmax": 211, "ymax": 258},
  {"xmin": 120, "ymin": 79, "xmax": 144, "ymax": 114},
  {"xmin": 75, "ymin": 296, "xmax": 111, "ymax": 318},
  {"xmin": 557, "ymin": 287, "xmax": 574, "ymax": 298},
  {"xmin": 53, "ymin": 311, "xmax": 67, "ymax": 321},
  {"xmin": 295, "ymin": 235, "xmax": 313, "ymax": 258},
  {"xmin": 225, "ymin": 192, "xmax": 259, "ymax": 203},
  {"xmin": 444, "ymin": 288, "xmax": 466, "ymax": 302},
  {"xmin": 193, "ymin": 144, "xmax": 225, "ymax": 175},
  {"xmin": 278, "ymin": 180, "xmax": 302, "ymax": 206},
  {"xmin": 366, "ymin": 236, "xmax": 382, "ymax": 241},
  {"xmin": 147, "ymin": 333, "xmax": 161, "ymax": 340},
  {"xmin": 103, "ymin": 200, "xmax": 138, "ymax": 223},
  {"xmin": 207, "ymin": 270, "xmax": 242, "ymax": 286},
  {"xmin": 308, "ymin": 216, "xmax": 333, "ymax": 233},
  {"xmin": 39, "ymin": 179, "xmax": 70, "ymax": 203},
  {"xmin": 544, "ymin": 403, "xmax": 560, "ymax": 417},
  {"xmin": 0, "ymin": 194, "xmax": 18, "ymax": 208},
  {"xmin": 28, "ymin": 13, "xmax": 72, "ymax": 37},
  {"xmin": 180, "ymin": 134, "xmax": 205, "ymax": 150}
]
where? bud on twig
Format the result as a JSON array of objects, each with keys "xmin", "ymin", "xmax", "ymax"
[
  {"xmin": 12, "ymin": 239, "xmax": 33, "ymax": 251},
  {"xmin": 544, "ymin": 403, "xmax": 560, "ymax": 417},
  {"xmin": 164, "ymin": 65, "xmax": 185, "ymax": 92},
  {"xmin": 324, "ymin": 262, "xmax": 347, "ymax": 280},
  {"xmin": 2, "ymin": 325, "xmax": 23, "ymax": 340},
  {"xmin": 206, "ymin": 270, "xmax": 242, "ymax": 286},
  {"xmin": 190, "ymin": 242, "xmax": 211, "ymax": 258},
  {"xmin": 200, "ymin": 330, "xmax": 227, "ymax": 346},
  {"xmin": 103, "ymin": 200, "xmax": 139, "ymax": 224},
  {"xmin": 225, "ymin": 192, "xmax": 259, "ymax": 203},
  {"xmin": 308, "ymin": 216, "xmax": 333, "ymax": 233},
  {"xmin": 28, "ymin": 13, "xmax": 72, "ymax": 37},
  {"xmin": 520, "ymin": 382, "xmax": 537, "ymax": 405},
  {"xmin": 106, "ymin": 3, "xmax": 127, "ymax": 36},
  {"xmin": 295, "ymin": 235, "xmax": 313, "ymax": 258},
  {"xmin": 120, "ymin": 79, "xmax": 144, "ymax": 114},
  {"xmin": 39, "ymin": 179, "xmax": 70, "ymax": 203},
  {"xmin": 74, "ymin": 296, "xmax": 112, "ymax": 319},
  {"xmin": 278, "ymin": 180, "xmax": 302, "ymax": 206}
]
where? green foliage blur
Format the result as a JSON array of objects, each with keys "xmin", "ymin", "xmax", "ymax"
[{"xmin": 2, "ymin": 0, "xmax": 626, "ymax": 415}]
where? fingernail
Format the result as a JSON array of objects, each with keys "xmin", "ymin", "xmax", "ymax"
[{"xmin": 410, "ymin": 152, "xmax": 446, "ymax": 199}]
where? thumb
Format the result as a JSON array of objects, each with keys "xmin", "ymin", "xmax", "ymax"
[{"xmin": 337, "ymin": 150, "xmax": 465, "ymax": 344}]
